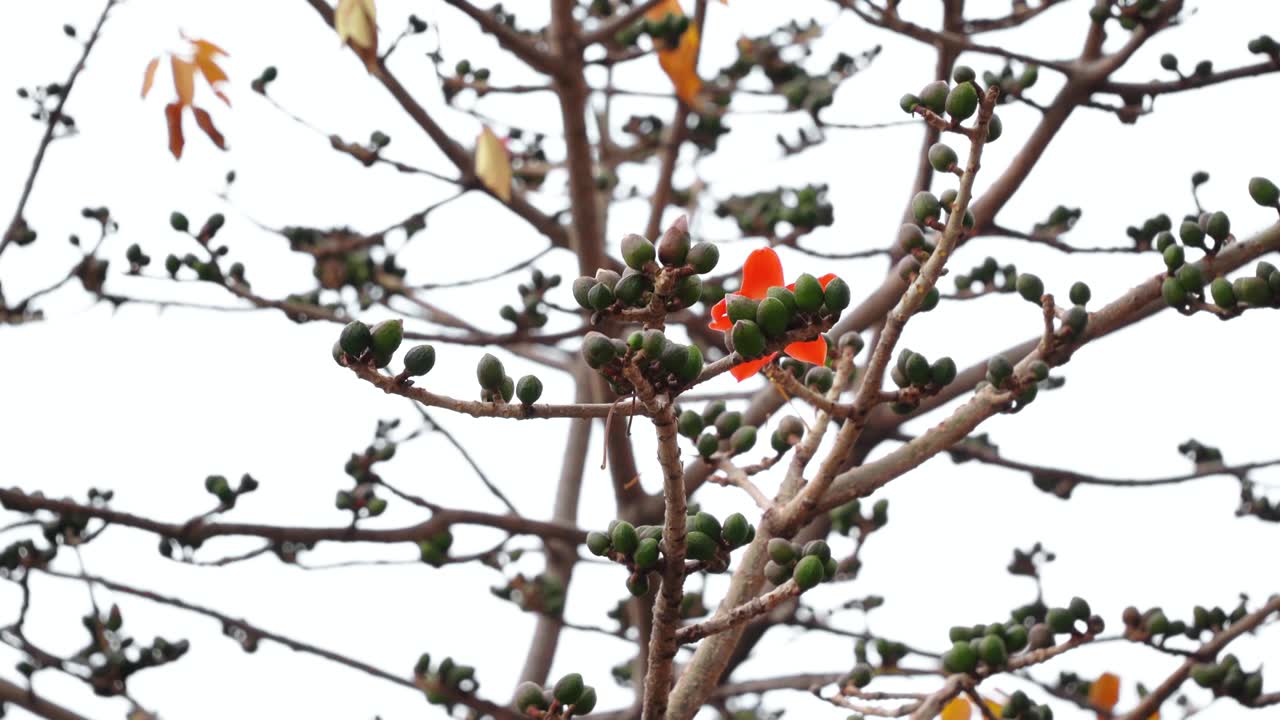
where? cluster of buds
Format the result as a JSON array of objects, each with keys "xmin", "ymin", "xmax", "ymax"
[
  {"xmin": 764, "ymin": 537, "xmax": 839, "ymax": 590},
  {"xmin": 587, "ymin": 510, "xmax": 755, "ymax": 594},
  {"xmin": 513, "ymin": 673, "xmax": 598, "ymax": 718}
]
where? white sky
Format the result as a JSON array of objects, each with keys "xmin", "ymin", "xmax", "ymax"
[{"xmin": 0, "ymin": 1, "xmax": 1277, "ymax": 719}]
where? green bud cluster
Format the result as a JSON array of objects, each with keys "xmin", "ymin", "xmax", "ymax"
[
  {"xmin": 997, "ymin": 690, "xmax": 1054, "ymax": 720},
  {"xmin": 715, "ymin": 184, "xmax": 834, "ymax": 236},
  {"xmin": 1121, "ymin": 210, "xmax": 1172, "ymax": 251},
  {"xmin": 417, "ymin": 530, "xmax": 453, "ymax": 567},
  {"xmin": 581, "ymin": 328, "xmax": 704, "ymax": 397},
  {"xmin": 953, "ymin": 256, "xmax": 1019, "ymax": 296},
  {"xmin": 572, "ymin": 222, "xmax": 715, "ymax": 316},
  {"xmin": 1191, "ymin": 654, "xmax": 1264, "ymax": 704},
  {"xmin": 491, "ymin": 572, "xmax": 566, "ymax": 616},
  {"xmin": 514, "ymin": 673, "xmax": 598, "ymax": 718},
  {"xmin": 828, "ymin": 498, "xmax": 889, "ymax": 537},
  {"xmin": 202, "ymin": 473, "xmax": 258, "ymax": 508},
  {"xmin": 474, "ymin": 353, "xmax": 518, "ymax": 402},
  {"xmin": 901, "ymin": 76, "xmax": 1003, "ymax": 141},
  {"xmin": 499, "ymin": 269, "xmax": 560, "ymax": 330},
  {"xmin": 763, "ymin": 536, "xmax": 839, "ymax": 590},
  {"xmin": 769, "ymin": 415, "xmax": 805, "ymax": 455},
  {"xmin": 588, "ymin": 513, "xmax": 756, "ymax": 590},
  {"xmin": 1248, "ymin": 34, "xmax": 1279, "ymax": 56},
  {"xmin": 616, "ymin": 9, "xmax": 690, "ymax": 48},
  {"xmin": 888, "ymin": 349, "xmax": 957, "ymax": 413},
  {"xmin": 414, "ymin": 654, "xmax": 480, "ymax": 705},
  {"xmin": 334, "ymin": 319, "xmax": 404, "ymax": 369},
  {"xmin": 723, "ymin": 275, "xmax": 850, "ymax": 363}
]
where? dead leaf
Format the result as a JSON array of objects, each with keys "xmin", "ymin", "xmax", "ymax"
[
  {"xmin": 141, "ymin": 57, "xmax": 159, "ymax": 98},
  {"xmin": 192, "ymin": 107, "xmax": 225, "ymax": 149},
  {"xmin": 941, "ymin": 697, "xmax": 971, "ymax": 720},
  {"xmin": 165, "ymin": 102, "xmax": 185, "ymax": 158},
  {"xmin": 646, "ymin": 0, "xmax": 702, "ymax": 106},
  {"xmin": 171, "ymin": 56, "xmax": 195, "ymax": 107},
  {"xmin": 335, "ymin": 0, "xmax": 378, "ymax": 72},
  {"xmin": 475, "ymin": 127, "xmax": 512, "ymax": 202}
]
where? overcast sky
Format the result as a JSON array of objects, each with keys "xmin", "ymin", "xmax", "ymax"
[{"xmin": 0, "ymin": 1, "xmax": 1277, "ymax": 718}]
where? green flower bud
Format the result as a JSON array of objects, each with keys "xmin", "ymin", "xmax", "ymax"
[
  {"xmin": 1258, "ymin": 261, "xmax": 1278, "ymax": 278},
  {"xmin": 1210, "ymin": 278, "xmax": 1236, "ymax": 308},
  {"xmin": 674, "ymin": 273, "xmax": 702, "ymax": 307},
  {"xmin": 369, "ymin": 319, "xmax": 404, "ymax": 357},
  {"xmin": 1179, "ymin": 220, "xmax": 1205, "ymax": 248},
  {"xmin": 1005, "ymin": 624, "xmax": 1028, "ymax": 652},
  {"xmin": 659, "ymin": 342, "xmax": 690, "ymax": 374},
  {"xmin": 1248, "ymin": 176, "xmax": 1280, "ymax": 207},
  {"xmin": 634, "ymin": 537, "xmax": 659, "ymax": 569},
  {"xmin": 945, "ymin": 82, "xmax": 979, "ymax": 120},
  {"xmin": 621, "ymin": 233, "xmax": 656, "ymax": 270},
  {"xmin": 572, "ymin": 686, "xmax": 597, "ymax": 714},
  {"xmin": 943, "ymin": 641, "xmax": 978, "ymax": 673},
  {"xmin": 168, "ymin": 211, "xmax": 190, "ymax": 233},
  {"xmin": 687, "ymin": 242, "xmax": 720, "ymax": 273},
  {"xmin": 1233, "ymin": 276, "xmax": 1271, "ymax": 306},
  {"xmin": 930, "ymin": 356, "xmax": 957, "ymax": 386},
  {"xmin": 516, "ymin": 375, "xmax": 542, "ymax": 405},
  {"xmin": 980, "ymin": 635, "xmax": 1008, "ymax": 666},
  {"xmin": 1191, "ymin": 663, "xmax": 1225, "ymax": 688},
  {"xmin": 611, "ymin": 521, "xmax": 639, "ymax": 556},
  {"xmin": 340, "ymin": 321, "xmax": 372, "ymax": 356},
  {"xmin": 1160, "ymin": 53, "xmax": 1178, "ymax": 71},
  {"xmin": 696, "ymin": 432, "xmax": 720, "ymax": 459},
  {"xmin": 572, "ymin": 277, "xmax": 597, "ymax": 309},
  {"xmin": 756, "ymin": 297, "xmax": 789, "ymax": 338},
  {"xmin": 1063, "ymin": 305, "xmax": 1088, "ymax": 335},
  {"xmin": 899, "ymin": 224, "xmax": 926, "ymax": 252},
  {"xmin": 515, "ymin": 681, "xmax": 549, "ymax": 712},
  {"xmin": 805, "ymin": 366, "xmax": 834, "ymax": 393},
  {"xmin": 640, "ymin": 329, "xmax": 666, "ymax": 359},
  {"xmin": 581, "ymin": 332, "xmax": 616, "ymax": 368},
  {"xmin": 586, "ymin": 531, "xmax": 611, "ymax": 556},
  {"xmin": 919, "ymin": 287, "xmax": 941, "ymax": 312},
  {"xmin": 1206, "ymin": 211, "xmax": 1230, "ymax": 241},
  {"xmin": 587, "ymin": 282, "xmax": 615, "ymax": 310},
  {"xmin": 987, "ymin": 355, "xmax": 1013, "ymax": 385},
  {"xmin": 838, "ymin": 332, "xmax": 865, "ymax": 355},
  {"xmin": 1068, "ymin": 596, "xmax": 1091, "ymax": 621},
  {"xmin": 686, "ymin": 530, "xmax": 717, "ymax": 561},
  {"xmin": 691, "ymin": 511, "xmax": 722, "ymax": 541},
  {"xmin": 953, "ymin": 65, "xmax": 976, "ymax": 84},
  {"xmin": 732, "ymin": 320, "xmax": 767, "ymax": 359},
  {"xmin": 678, "ymin": 410, "xmax": 704, "ymax": 438},
  {"xmin": 658, "ymin": 218, "xmax": 691, "ymax": 266},
  {"xmin": 1016, "ymin": 273, "xmax": 1044, "ymax": 303},
  {"xmin": 918, "ymin": 81, "xmax": 949, "ymax": 114},
  {"xmin": 403, "ymin": 345, "xmax": 436, "ymax": 376},
  {"xmin": 792, "ymin": 555, "xmax": 824, "ymax": 589},
  {"xmin": 764, "ymin": 560, "xmax": 791, "ymax": 586},
  {"xmin": 928, "ymin": 143, "xmax": 958, "ymax": 172},
  {"xmin": 1176, "ymin": 263, "xmax": 1204, "ymax": 293},
  {"xmin": 899, "ymin": 93, "xmax": 920, "ymax": 114},
  {"xmin": 801, "ymin": 539, "xmax": 831, "ymax": 562},
  {"xmin": 677, "ymin": 343, "xmax": 704, "ymax": 384},
  {"xmin": 730, "ymin": 426, "xmax": 757, "ymax": 454},
  {"xmin": 726, "ymin": 294, "xmax": 758, "ymax": 323},
  {"xmin": 474, "ymin": 354, "xmax": 504, "ymax": 392},
  {"xmin": 1046, "ymin": 607, "xmax": 1074, "ymax": 634},
  {"xmin": 905, "ymin": 351, "xmax": 931, "ymax": 387},
  {"xmin": 498, "ymin": 375, "xmax": 514, "ymax": 402},
  {"xmin": 1069, "ymin": 281, "xmax": 1091, "ymax": 306},
  {"xmin": 1162, "ymin": 276, "xmax": 1188, "ymax": 307},
  {"xmin": 627, "ymin": 572, "xmax": 649, "ymax": 597},
  {"xmin": 1028, "ymin": 360, "xmax": 1050, "ymax": 381},
  {"xmin": 715, "ymin": 410, "xmax": 742, "ymax": 438},
  {"xmin": 792, "ymin": 273, "xmax": 824, "ymax": 311},
  {"xmin": 986, "ymin": 113, "xmax": 1003, "ymax": 142},
  {"xmin": 722, "ymin": 513, "xmax": 750, "ymax": 547},
  {"xmin": 767, "ymin": 537, "xmax": 796, "ymax": 564},
  {"xmin": 848, "ymin": 662, "xmax": 874, "ymax": 688},
  {"xmin": 366, "ymin": 497, "xmax": 387, "ymax": 516},
  {"xmin": 824, "ymin": 277, "xmax": 851, "ymax": 312},
  {"xmin": 614, "ymin": 271, "xmax": 651, "ymax": 306},
  {"xmin": 912, "ymin": 191, "xmax": 942, "ymax": 225}
]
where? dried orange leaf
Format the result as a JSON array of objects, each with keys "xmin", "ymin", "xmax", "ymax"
[
  {"xmin": 192, "ymin": 106, "xmax": 226, "ymax": 150},
  {"xmin": 164, "ymin": 102, "xmax": 185, "ymax": 158},
  {"xmin": 171, "ymin": 57, "xmax": 196, "ymax": 107},
  {"xmin": 141, "ymin": 57, "xmax": 160, "ymax": 98},
  {"xmin": 475, "ymin": 127, "xmax": 512, "ymax": 202},
  {"xmin": 1089, "ymin": 672, "xmax": 1120, "ymax": 711},
  {"xmin": 336, "ymin": 0, "xmax": 378, "ymax": 71},
  {"xmin": 984, "ymin": 698, "xmax": 1004, "ymax": 718},
  {"xmin": 941, "ymin": 697, "xmax": 971, "ymax": 720},
  {"xmin": 646, "ymin": 0, "xmax": 702, "ymax": 106}
]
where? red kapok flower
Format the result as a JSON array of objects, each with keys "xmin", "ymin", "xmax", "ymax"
[{"xmin": 709, "ymin": 247, "xmax": 837, "ymax": 381}]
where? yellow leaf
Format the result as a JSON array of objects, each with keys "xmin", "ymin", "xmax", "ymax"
[
  {"xmin": 646, "ymin": 0, "xmax": 702, "ymax": 106},
  {"xmin": 941, "ymin": 697, "xmax": 971, "ymax": 720},
  {"xmin": 141, "ymin": 57, "xmax": 160, "ymax": 98},
  {"xmin": 336, "ymin": 0, "xmax": 378, "ymax": 71},
  {"xmin": 187, "ymin": 36, "xmax": 231, "ymax": 106},
  {"xmin": 1089, "ymin": 672, "xmax": 1120, "ymax": 712},
  {"xmin": 171, "ymin": 56, "xmax": 196, "ymax": 107},
  {"xmin": 475, "ymin": 127, "xmax": 512, "ymax": 202}
]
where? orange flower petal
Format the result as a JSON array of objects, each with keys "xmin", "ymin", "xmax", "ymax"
[
  {"xmin": 785, "ymin": 336, "xmax": 828, "ymax": 365},
  {"xmin": 730, "ymin": 354, "xmax": 775, "ymax": 381},
  {"xmin": 709, "ymin": 297, "xmax": 731, "ymax": 331},
  {"xmin": 817, "ymin": 273, "xmax": 838, "ymax": 288},
  {"xmin": 1089, "ymin": 673, "xmax": 1120, "ymax": 711},
  {"xmin": 740, "ymin": 248, "xmax": 785, "ymax": 299}
]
